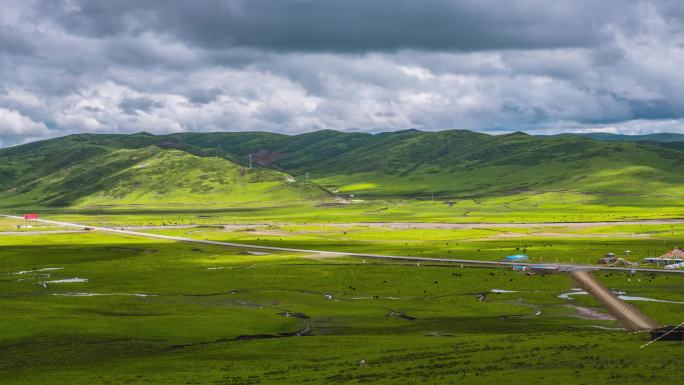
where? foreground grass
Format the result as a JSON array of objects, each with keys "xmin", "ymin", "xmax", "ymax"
[{"xmin": 2, "ymin": 231, "xmax": 684, "ymax": 384}]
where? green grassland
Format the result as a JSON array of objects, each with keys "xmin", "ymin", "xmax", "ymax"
[
  {"xmin": 138, "ymin": 222, "xmax": 684, "ymax": 265},
  {"xmin": 4, "ymin": 130, "xmax": 684, "ymax": 383},
  {"xmin": 2, "ymin": 230, "xmax": 684, "ymax": 384},
  {"xmin": 0, "ymin": 217, "xmax": 64, "ymax": 232},
  {"xmin": 0, "ymin": 217, "xmax": 25, "ymax": 231},
  {"xmin": 8, "ymin": 190, "xmax": 684, "ymax": 228}
]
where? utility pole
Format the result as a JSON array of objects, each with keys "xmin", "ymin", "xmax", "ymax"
[{"xmin": 249, "ymin": 154, "xmax": 253, "ymax": 169}]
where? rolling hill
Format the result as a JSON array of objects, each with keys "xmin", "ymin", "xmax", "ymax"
[
  {"xmin": 0, "ymin": 137, "xmax": 325, "ymax": 208},
  {"xmin": 2, "ymin": 129, "xmax": 684, "ymax": 207},
  {"xmin": 170, "ymin": 129, "xmax": 684, "ymax": 197}
]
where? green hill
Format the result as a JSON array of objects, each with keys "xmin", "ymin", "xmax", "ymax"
[
  {"xmin": 171, "ymin": 129, "xmax": 684, "ymax": 198},
  {"xmin": 2, "ymin": 129, "xmax": 684, "ymax": 207},
  {"xmin": 293, "ymin": 130, "xmax": 684, "ymax": 197},
  {"xmin": 0, "ymin": 140, "xmax": 325, "ymax": 208}
]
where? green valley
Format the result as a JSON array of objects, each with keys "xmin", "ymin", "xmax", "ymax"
[{"xmin": 3, "ymin": 130, "xmax": 684, "ymax": 385}]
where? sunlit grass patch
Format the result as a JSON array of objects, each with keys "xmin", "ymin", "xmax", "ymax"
[{"xmin": 338, "ymin": 182, "xmax": 379, "ymax": 192}]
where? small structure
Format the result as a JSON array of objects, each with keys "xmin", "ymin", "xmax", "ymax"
[
  {"xmin": 644, "ymin": 247, "xmax": 684, "ymax": 265},
  {"xmin": 664, "ymin": 262, "xmax": 684, "ymax": 270},
  {"xmin": 22, "ymin": 213, "xmax": 39, "ymax": 228},
  {"xmin": 503, "ymin": 254, "xmax": 529, "ymax": 262},
  {"xmin": 599, "ymin": 252, "xmax": 617, "ymax": 264},
  {"xmin": 649, "ymin": 325, "xmax": 684, "ymax": 341},
  {"xmin": 530, "ymin": 265, "xmax": 560, "ymax": 274}
]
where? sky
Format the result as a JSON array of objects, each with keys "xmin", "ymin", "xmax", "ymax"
[{"xmin": 1, "ymin": 0, "xmax": 684, "ymax": 146}]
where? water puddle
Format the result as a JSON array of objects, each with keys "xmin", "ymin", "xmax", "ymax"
[
  {"xmin": 587, "ymin": 325, "xmax": 626, "ymax": 331},
  {"xmin": 235, "ymin": 326, "xmax": 312, "ymax": 341},
  {"xmin": 558, "ymin": 289, "xmax": 684, "ymax": 304},
  {"xmin": 45, "ymin": 278, "xmax": 88, "ymax": 283},
  {"xmin": 351, "ymin": 296, "xmax": 400, "ymax": 300},
  {"xmin": 616, "ymin": 295, "xmax": 684, "ymax": 304},
  {"xmin": 13, "ymin": 267, "xmax": 63, "ymax": 275},
  {"xmin": 278, "ymin": 311, "xmax": 309, "ymax": 319},
  {"xmin": 558, "ymin": 289, "xmax": 589, "ymax": 299},
  {"xmin": 51, "ymin": 292, "xmax": 155, "ymax": 297},
  {"xmin": 37, "ymin": 278, "xmax": 88, "ymax": 288},
  {"xmin": 386, "ymin": 310, "xmax": 416, "ymax": 321}
]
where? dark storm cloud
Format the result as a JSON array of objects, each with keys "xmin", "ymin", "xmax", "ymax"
[{"xmin": 43, "ymin": 0, "xmax": 616, "ymax": 52}]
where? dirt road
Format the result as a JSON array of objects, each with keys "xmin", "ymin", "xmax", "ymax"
[
  {"xmin": 328, "ymin": 219, "xmax": 684, "ymax": 229},
  {"xmin": 113, "ymin": 218, "xmax": 684, "ymax": 231},
  {"xmin": 571, "ymin": 271, "xmax": 659, "ymax": 331}
]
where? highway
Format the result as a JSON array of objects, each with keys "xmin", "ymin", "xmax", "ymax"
[{"xmin": 3, "ymin": 214, "xmax": 684, "ymax": 275}]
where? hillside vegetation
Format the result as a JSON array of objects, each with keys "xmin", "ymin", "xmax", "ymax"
[
  {"xmin": 0, "ymin": 138, "xmax": 324, "ymax": 208},
  {"xmin": 2, "ymin": 129, "xmax": 684, "ymax": 207}
]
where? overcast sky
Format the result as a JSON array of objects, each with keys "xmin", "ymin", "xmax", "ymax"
[{"xmin": 1, "ymin": 0, "xmax": 684, "ymax": 146}]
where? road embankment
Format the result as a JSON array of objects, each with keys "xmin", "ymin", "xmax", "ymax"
[{"xmin": 571, "ymin": 270, "xmax": 659, "ymax": 331}]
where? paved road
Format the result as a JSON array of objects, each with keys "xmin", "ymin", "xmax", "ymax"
[
  {"xmin": 572, "ymin": 271, "xmax": 659, "ymax": 331},
  {"xmin": 0, "ymin": 230, "xmax": 87, "ymax": 236},
  {"xmin": 3, "ymin": 214, "xmax": 684, "ymax": 275}
]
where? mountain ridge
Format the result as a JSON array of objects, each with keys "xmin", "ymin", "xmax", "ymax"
[{"xmin": 2, "ymin": 129, "xmax": 684, "ymax": 206}]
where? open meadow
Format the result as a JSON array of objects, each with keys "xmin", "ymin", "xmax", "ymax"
[
  {"xmin": 3, "ymin": 209, "xmax": 684, "ymax": 384},
  {"xmin": 3, "ymin": 126, "xmax": 684, "ymax": 384},
  {"xmin": 7, "ymin": 190, "xmax": 684, "ymax": 225}
]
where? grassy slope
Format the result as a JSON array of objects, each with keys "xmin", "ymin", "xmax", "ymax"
[
  {"xmin": 161, "ymin": 129, "xmax": 684, "ymax": 198},
  {"xmin": 303, "ymin": 131, "xmax": 684, "ymax": 197},
  {"xmin": 0, "ymin": 143, "xmax": 326, "ymax": 208},
  {"xmin": 3, "ymin": 129, "xmax": 684, "ymax": 211},
  {"xmin": 75, "ymin": 148, "xmax": 326, "ymax": 207}
]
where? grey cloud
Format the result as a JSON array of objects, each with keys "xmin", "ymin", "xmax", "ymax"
[
  {"xmin": 119, "ymin": 97, "xmax": 164, "ymax": 115},
  {"xmin": 43, "ymin": 0, "xmax": 619, "ymax": 52},
  {"xmin": 0, "ymin": 27, "xmax": 35, "ymax": 55},
  {"xmin": 188, "ymin": 88, "xmax": 222, "ymax": 105}
]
